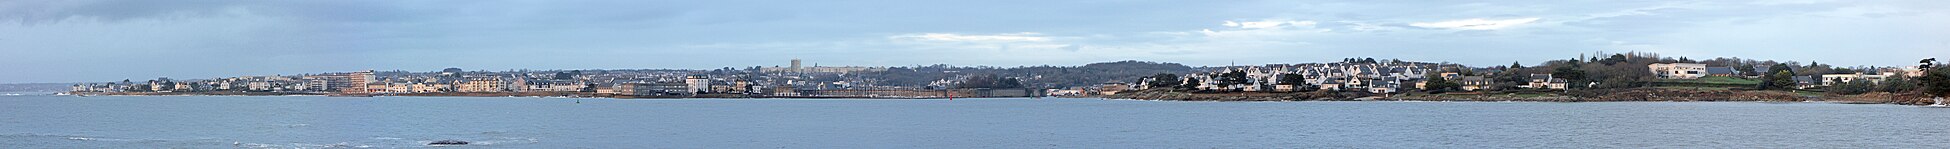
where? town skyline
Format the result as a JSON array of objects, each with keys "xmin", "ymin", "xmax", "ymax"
[
  {"xmin": 13, "ymin": 1, "xmax": 1950, "ymax": 148},
  {"xmin": 65, "ymin": 52, "xmax": 1946, "ymax": 103},
  {"xmin": 6, "ymin": 54, "xmax": 1945, "ymax": 84},
  {"xmin": 5, "ymin": 0, "xmax": 1949, "ymax": 83}
]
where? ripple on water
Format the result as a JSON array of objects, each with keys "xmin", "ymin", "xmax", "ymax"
[
  {"xmin": 0, "ymin": 133, "xmax": 133, "ymax": 143},
  {"xmin": 416, "ymin": 137, "xmax": 541, "ymax": 146},
  {"xmin": 229, "ymin": 141, "xmax": 383, "ymax": 149},
  {"xmin": 0, "ymin": 133, "xmax": 397, "ymax": 148}
]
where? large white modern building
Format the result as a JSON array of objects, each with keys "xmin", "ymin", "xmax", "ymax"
[{"xmin": 1649, "ymin": 63, "xmax": 1708, "ymax": 79}]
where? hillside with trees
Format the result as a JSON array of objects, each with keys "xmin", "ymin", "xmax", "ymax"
[{"xmin": 1110, "ymin": 51, "xmax": 1949, "ymax": 105}]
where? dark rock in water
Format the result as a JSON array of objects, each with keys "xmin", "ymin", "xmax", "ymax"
[{"xmin": 429, "ymin": 140, "xmax": 470, "ymax": 145}]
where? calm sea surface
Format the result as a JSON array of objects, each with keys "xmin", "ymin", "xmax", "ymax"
[{"xmin": 3, "ymin": 93, "xmax": 1949, "ymax": 148}]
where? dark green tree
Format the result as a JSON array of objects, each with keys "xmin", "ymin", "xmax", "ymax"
[
  {"xmin": 956, "ymin": 74, "xmax": 1022, "ymax": 89},
  {"xmin": 1599, "ymin": 54, "xmax": 1628, "ymax": 65},
  {"xmin": 1877, "ymin": 76, "xmax": 1918, "ymax": 93},
  {"xmin": 1825, "ymin": 78, "xmax": 1873, "ymax": 95},
  {"xmin": 1422, "ymin": 73, "xmax": 1461, "ymax": 92},
  {"xmin": 1492, "ymin": 69, "xmax": 1530, "ymax": 91},
  {"xmin": 1758, "ymin": 65, "xmax": 1798, "ymax": 90},
  {"xmin": 1922, "ymin": 67, "xmax": 1950, "ymax": 97},
  {"xmin": 998, "ymin": 78, "xmax": 1023, "ymax": 89},
  {"xmin": 1146, "ymin": 73, "xmax": 1181, "ymax": 89},
  {"xmin": 1798, "ymin": 61, "xmax": 1834, "ymax": 75},
  {"xmin": 1552, "ymin": 65, "xmax": 1585, "ymax": 88},
  {"xmin": 1216, "ymin": 70, "xmax": 1249, "ymax": 87}
]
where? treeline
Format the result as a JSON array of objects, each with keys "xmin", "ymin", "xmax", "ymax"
[
  {"xmin": 1823, "ymin": 59, "xmax": 1950, "ymax": 97},
  {"xmin": 1922, "ymin": 61, "xmax": 1950, "ymax": 97},
  {"xmin": 1345, "ymin": 51, "xmax": 1941, "ymax": 95},
  {"xmin": 1514, "ymin": 53, "xmax": 1664, "ymax": 89},
  {"xmin": 1817, "ymin": 76, "xmax": 1920, "ymax": 95},
  {"xmin": 956, "ymin": 74, "xmax": 1024, "ymax": 89},
  {"xmin": 1485, "ymin": 52, "xmax": 1949, "ymax": 98}
]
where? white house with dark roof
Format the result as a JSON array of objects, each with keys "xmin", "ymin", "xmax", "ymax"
[{"xmin": 1522, "ymin": 74, "xmax": 1568, "ymax": 89}]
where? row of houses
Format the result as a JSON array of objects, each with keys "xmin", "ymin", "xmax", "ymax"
[
  {"xmin": 1208, "ymin": 62, "xmax": 1434, "ymax": 93},
  {"xmin": 1099, "ymin": 62, "xmax": 1594, "ymax": 96},
  {"xmin": 73, "ymin": 59, "xmax": 931, "ymax": 98},
  {"xmin": 1650, "ymin": 62, "xmax": 1931, "ymax": 89},
  {"xmin": 71, "ymin": 71, "xmax": 378, "ymax": 93},
  {"xmin": 1104, "ymin": 60, "xmax": 1579, "ymax": 95}
]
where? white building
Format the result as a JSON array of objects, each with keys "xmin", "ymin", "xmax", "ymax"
[
  {"xmin": 1649, "ymin": 63, "xmax": 1708, "ymax": 79},
  {"xmin": 685, "ymin": 76, "xmax": 710, "ymax": 93},
  {"xmin": 1819, "ymin": 73, "xmax": 1887, "ymax": 86}
]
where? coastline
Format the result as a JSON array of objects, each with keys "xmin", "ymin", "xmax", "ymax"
[
  {"xmin": 63, "ymin": 91, "xmax": 1032, "ymax": 100},
  {"xmin": 1103, "ymin": 88, "xmax": 1942, "ymax": 106},
  {"xmin": 55, "ymin": 90, "xmax": 1941, "ymax": 106}
]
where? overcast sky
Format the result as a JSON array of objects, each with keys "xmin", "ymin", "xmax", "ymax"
[{"xmin": 3, "ymin": 0, "xmax": 1948, "ymax": 83}]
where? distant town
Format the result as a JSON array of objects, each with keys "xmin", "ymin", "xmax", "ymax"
[
  {"xmin": 69, "ymin": 59, "xmax": 1053, "ymax": 98},
  {"xmin": 66, "ymin": 51, "xmax": 1950, "ymax": 105}
]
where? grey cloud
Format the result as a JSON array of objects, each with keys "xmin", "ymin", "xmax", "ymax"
[{"xmin": 0, "ymin": 0, "xmax": 252, "ymax": 24}]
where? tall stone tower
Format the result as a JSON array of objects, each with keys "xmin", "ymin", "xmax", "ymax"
[{"xmin": 790, "ymin": 59, "xmax": 803, "ymax": 73}]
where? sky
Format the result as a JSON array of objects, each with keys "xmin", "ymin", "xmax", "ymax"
[{"xmin": 2, "ymin": 0, "xmax": 1948, "ymax": 83}]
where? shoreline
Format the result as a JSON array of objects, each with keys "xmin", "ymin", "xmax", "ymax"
[
  {"xmin": 48, "ymin": 90, "xmax": 1944, "ymax": 106},
  {"xmin": 45, "ymin": 93, "xmax": 1879, "ymax": 103},
  {"xmin": 62, "ymin": 91, "xmax": 1034, "ymax": 100},
  {"xmin": 1103, "ymin": 88, "xmax": 1942, "ymax": 106},
  {"xmin": 1099, "ymin": 98, "xmax": 1872, "ymax": 103}
]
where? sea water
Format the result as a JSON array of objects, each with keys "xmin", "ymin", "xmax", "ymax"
[{"xmin": 3, "ymin": 95, "xmax": 1949, "ymax": 148}]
